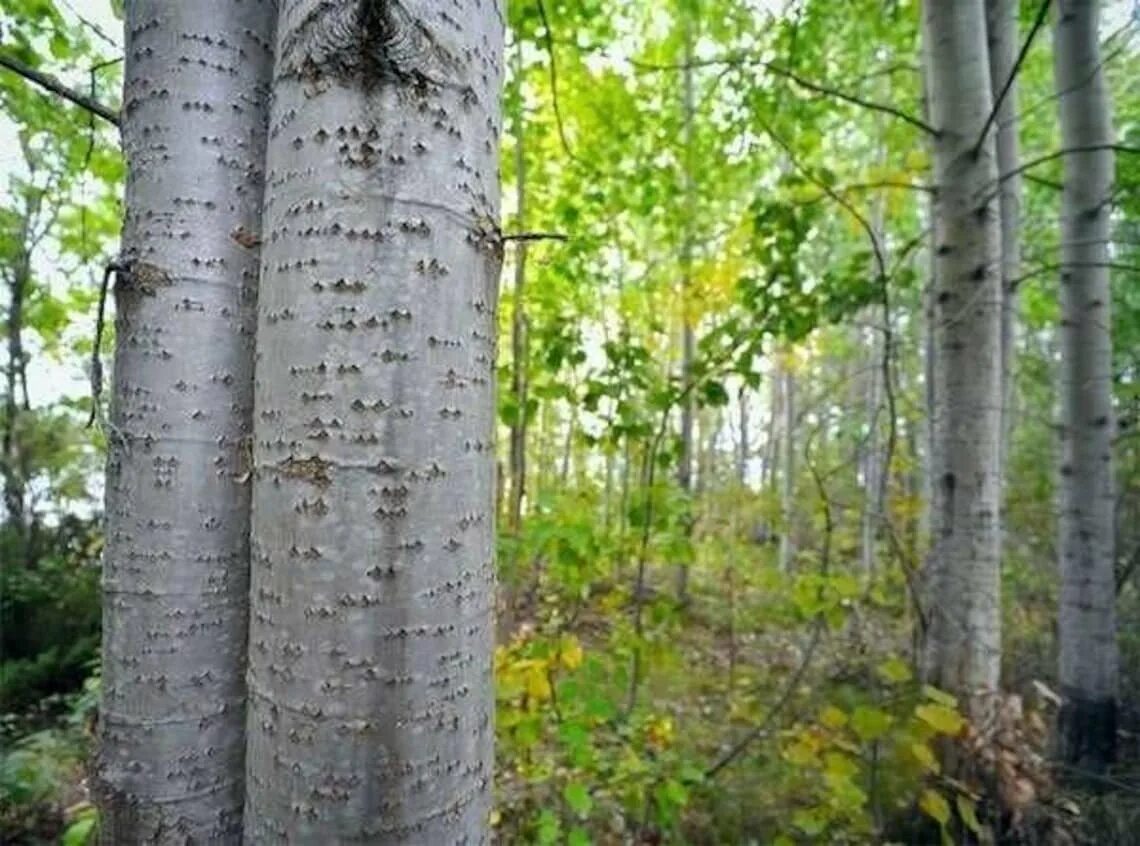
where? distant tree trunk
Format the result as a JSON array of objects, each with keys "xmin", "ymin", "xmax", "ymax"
[
  {"xmin": 920, "ymin": 0, "xmax": 1004, "ymax": 711},
  {"xmin": 242, "ymin": 1, "xmax": 502, "ymax": 840},
  {"xmin": 1053, "ymin": 0, "xmax": 1118, "ymax": 774},
  {"xmin": 779, "ymin": 366, "xmax": 796, "ymax": 572},
  {"xmin": 860, "ymin": 326, "xmax": 882, "ymax": 573},
  {"xmin": 94, "ymin": 3, "xmax": 273, "ymax": 841},
  {"xmin": 675, "ymin": 8, "xmax": 697, "ymax": 605},
  {"xmin": 737, "ymin": 384, "xmax": 749, "ymax": 485},
  {"xmin": 3, "ymin": 241, "xmax": 30, "ymax": 539},
  {"xmin": 763, "ymin": 371, "xmax": 780, "ymax": 496},
  {"xmin": 986, "ymin": 0, "xmax": 1022, "ymax": 479},
  {"xmin": 508, "ymin": 38, "xmax": 529, "ymax": 537}
]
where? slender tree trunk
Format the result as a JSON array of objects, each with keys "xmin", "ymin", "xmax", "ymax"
[
  {"xmin": 779, "ymin": 366, "xmax": 796, "ymax": 573},
  {"xmin": 860, "ymin": 327, "xmax": 882, "ymax": 574},
  {"xmin": 920, "ymin": 0, "xmax": 1004, "ymax": 711},
  {"xmin": 3, "ymin": 253, "xmax": 29, "ymax": 536},
  {"xmin": 508, "ymin": 39, "xmax": 528, "ymax": 537},
  {"xmin": 243, "ymin": 2, "xmax": 503, "ymax": 841},
  {"xmin": 95, "ymin": 3, "xmax": 273, "ymax": 841},
  {"xmin": 986, "ymin": 0, "xmax": 1022, "ymax": 480},
  {"xmin": 1053, "ymin": 0, "xmax": 1118, "ymax": 774},
  {"xmin": 675, "ymin": 9, "xmax": 697, "ymax": 605},
  {"xmin": 737, "ymin": 384, "xmax": 749, "ymax": 485}
]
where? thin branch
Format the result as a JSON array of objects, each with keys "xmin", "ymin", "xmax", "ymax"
[
  {"xmin": 502, "ymin": 231, "xmax": 569, "ymax": 242},
  {"xmin": 534, "ymin": 0, "xmax": 591, "ymax": 172},
  {"xmin": 973, "ymin": 0, "xmax": 1052, "ymax": 156},
  {"xmin": 633, "ymin": 53, "xmax": 936, "ymax": 136},
  {"xmin": 995, "ymin": 143, "xmax": 1140, "ymax": 190},
  {"xmin": 1011, "ymin": 261, "xmax": 1140, "ymax": 290},
  {"xmin": 86, "ymin": 262, "xmax": 123, "ymax": 429},
  {"xmin": 0, "ymin": 52, "xmax": 120, "ymax": 127}
]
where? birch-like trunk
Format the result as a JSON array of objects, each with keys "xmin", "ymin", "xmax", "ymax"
[
  {"xmin": 243, "ymin": 1, "xmax": 503, "ymax": 841},
  {"xmin": 507, "ymin": 39, "xmax": 528, "ymax": 537},
  {"xmin": 860, "ymin": 326, "xmax": 882, "ymax": 574},
  {"xmin": 985, "ymin": 0, "xmax": 1022, "ymax": 477},
  {"xmin": 1053, "ymin": 0, "xmax": 1118, "ymax": 773},
  {"xmin": 94, "ymin": 4, "xmax": 273, "ymax": 842},
  {"xmin": 920, "ymin": 0, "xmax": 1004, "ymax": 709},
  {"xmin": 675, "ymin": 9, "xmax": 697, "ymax": 604},
  {"xmin": 778, "ymin": 366, "xmax": 795, "ymax": 572}
]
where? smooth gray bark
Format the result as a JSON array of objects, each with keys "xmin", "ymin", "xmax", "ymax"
[
  {"xmin": 243, "ymin": 1, "xmax": 503, "ymax": 841},
  {"xmin": 985, "ymin": 0, "xmax": 1022, "ymax": 477},
  {"xmin": 1053, "ymin": 0, "xmax": 1118, "ymax": 773},
  {"xmin": 920, "ymin": 0, "xmax": 1004, "ymax": 709},
  {"xmin": 675, "ymin": 9, "xmax": 697, "ymax": 604},
  {"xmin": 778, "ymin": 366, "xmax": 795, "ymax": 572},
  {"xmin": 860, "ymin": 326, "xmax": 882, "ymax": 574},
  {"xmin": 507, "ymin": 39, "xmax": 528, "ymax": 537},
  {"xmin": 94, "ymin": 3, "xmax": 273, "ymax": 842}
]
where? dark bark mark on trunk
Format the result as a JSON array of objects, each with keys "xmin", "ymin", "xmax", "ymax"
[{"xmin": 281, "ymin": 0, "xmax": 462, "ymax": 92}]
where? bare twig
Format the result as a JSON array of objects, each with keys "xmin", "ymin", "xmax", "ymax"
[
  {"xmin": 87, "ymin": 261, "xmax": 124, "ymax": 429},
  {"xmin": 502, "ymin": 231, "xmax": 569, "ymax": 242},
  {"xmin": 0, "ymin": 52, "xmax": 120, "ymax": 127},
  {"xmin": 973, "ymin": 0, "xmax": 1052, "ymax": 156},
  {"xmin": 633, "ymin": 53, "xmax": 936, "ymax": 136}
]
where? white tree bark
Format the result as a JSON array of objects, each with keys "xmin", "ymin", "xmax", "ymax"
[
  {"xmin": 675, "ymin": 8, "xmax": 697, "ymax": 604},
  {"xmin": 920, "ymin": 0, "xmax": 1004, "ymax": 709},
  {"xmin": 778, "ymin": 366, "xmax": 795, "ymax": 572},
  {"xmin": 243, "ymin": 1, "xmax": 503, "ymax": 841},
  {"xmin": 985, "ymin": 0, "xmax": 1022, "ymax": 477},
  {"xmin": 95, "ymin": 3, "xmax": 273, "ymax": 841},
  {"xmin": 1053, "ymin": 0, "xmax": 1118, "ymax": 773}
]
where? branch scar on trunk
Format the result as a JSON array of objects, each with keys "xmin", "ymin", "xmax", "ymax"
[{"xmin": 279, "ymin": 0, "xmax": 465, "ymax": 93}]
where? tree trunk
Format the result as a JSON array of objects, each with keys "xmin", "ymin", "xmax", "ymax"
[
  {"xmin": 986, "ymin": 0, "xmax": 1022, "ymax": 480},
  {"xmin": 779, "ymin": 366, "xmax": 796, "ymax": 572},
  {"xmin": 920, "ymin": 0, "xmax": 1004, "ymax": 711},
  {"xmin": 1053, "ymin": 0, "xmax": 1118, "ymax": 774},
  {"xmin": 243, "ymin": 1, "xmax": 503, "ymax": 841},
  {"xmin": 675, "ymin": 8, "xmax": 697, "ymax": 605},
  {"xmin": 95, "ymin": 3, "xmax": 273, "ymax": 841},
  {"xmin": 860, "ymin": 325, "xmax": 881, "ymax": 574},
  {"xmin": 507, "ymin": 38, "xmax": 528, "ymax": 537},
  {"xmin": 737, "ymin": 384, "xmax": 749, "ymax": 485},
  {"xmin": 3, "ymin": 248, "xmax": 29, "ymax": 538}
]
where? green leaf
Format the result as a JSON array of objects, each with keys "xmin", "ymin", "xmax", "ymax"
[
  {"xmin": 922, "ymin": 685, "xmax": 959, "ymax": 708},
  {"xmin": 700, "ymin": 380, "xmax": 729, "ymax": 407},
  {"xmin": 791, "ymin": 807, "xmax": 828, "ymax": 836},
  {"xmin": 62, "ymin": 811, "xmax": 97, "ymax": 846},
  {"xmin": 563, "ymin": 782, "xmax": 593, "ymax": 818},
  {"xmin": 957, "ymin": 794, "xmax": 984, "ymax": 835},
  {"xmin": 850, "ymin": 705, "xmax": 892, "ymax": 741},
  {"xmin": 535, "ymin": 809, "xmax": 561, "ymax": 845},
  {"xmin": 567, "ymin": 827, "xmax": 592, "ymax": 846}
]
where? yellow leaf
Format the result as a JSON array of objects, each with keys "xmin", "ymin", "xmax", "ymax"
[
  {"xmin": 823, "ymin": 751, "xmax": 858, "ymax": 781},
  {"xmin": 910, "ymin": 742, "xmax": 940, "ymax": 774},
  {"xmin": 820, "ymin": 705, "xmax": 848, "ymax": 729},
  {"xmin": 915, "ymin": 703, "xmax": 965, "ymax": 736},
  {"xmin": 783, "ymin": 738, "xmax": 817, "ymax": 766},
  {"xmin": 524, "ymin": 663, "xmax": 552, "ymax": 701},
  {"xmin": 646, "ymin": 716, "xmax": 675, "ymax": 750},
  {"xmin": 560, "ymin": 637, "xmax": 584, "ymax": 670},
  {"xmin": 876, "ymin": 656, "xmax": 913, "ymax": 685},
  {"xmin": 919, "ymin": 788, "xmax": 951, "ymax": 826}
]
